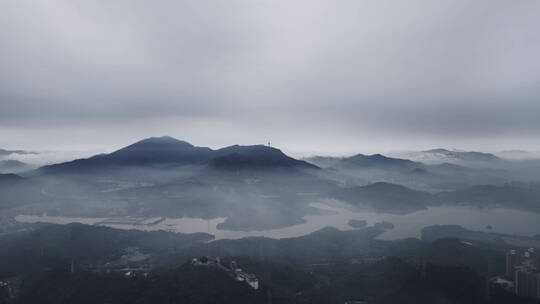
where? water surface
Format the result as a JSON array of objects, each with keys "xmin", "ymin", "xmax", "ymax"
[{"xmin": 15, "ymin": 201, "xmax": 540, "ymax": 240}]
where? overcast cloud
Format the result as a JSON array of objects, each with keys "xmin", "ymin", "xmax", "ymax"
[{"xmin": 1, "ymin": 0, "xmax": 539, "ymax": 155}]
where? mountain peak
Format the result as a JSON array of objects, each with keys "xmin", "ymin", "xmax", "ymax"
[
  {"xmin": 103, "ymin": 136, "xmax": 211, "ymax": 165},
  {"xmin": 215, "ymin": 144, "xmax": 285, "ymax": 157},
  {"xmin": 107, "ymin": 136, "xmax": 197, "ymax": 156},
  {"xmin": 210, "ymin": 144, "xmax": 318, "ymax": 171},
  {"xmin": 339, "ymin": 153, "xmax": 418, "ymax": 169},
  {"xmin": 127, "ymin": 136, "xmax": 194, "ymax": 148}
]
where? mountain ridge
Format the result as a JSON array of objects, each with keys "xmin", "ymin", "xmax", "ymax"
[
  {"xmin": 37, "ymin": 136, "xmax": 319, "ymax": 174},
  {"xmin": 0, "ymin": 148, "xmax": 37, "ymax": 156},
  {"xmin": 336, "ymin": 153, "xmax": 421, "ymax": 171}
]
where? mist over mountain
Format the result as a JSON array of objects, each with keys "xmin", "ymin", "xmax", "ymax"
[
  {"xmin": 23, "ymin": 138, "xmax": 538, "ymax": 211},
  {"xmin": 306, "ymin": 152, "xmax": 511, "ymax": 193},
  {"xmin": 332, "ymin": 182, "xmax": 432, "ymax": 213},
  {"xmin": 432, "ymin": 184, "xmax": 540, "ymax": 213},
  {"xmin": 304, "ymin": 154, "xmax": 419, "ymax": 171},
  {"xmin": 0, "ymin": 173, "xmax": 24, "ymax": 183},
  {"xmin": 495, "ymin": 150, "xmax": 540, "ymax": 160},
  {"xmin": 2, "ymin": 137, "xmax": 540, "ymax": 303},
  {"xmin": 389, "ymin": 148, "xmax": 504, "ymax": 167},
  {"xmin": 336, "ymin": 154, "xmax": 421, "ymax": 171},
  {"xmin": 302, "ymin": 155, "xmax": 343, "ymax": 168},
  {"xmin": 0, "ymin": 160, "xmax": 32, "ymax": 174},
  {"xmin": 3, "ymin": 1, "xmax": 540, "ymax": 302},
  {"xmin": 0, "ymin": 149, "xmax": 37, "ymax": 157},
  {"xmin": 1, "ymin": 137, "xmax": 534, "ymax": 233},
  {"xmin": 424, "ymin": 149, "xmax": 500, "ymax": 161}
]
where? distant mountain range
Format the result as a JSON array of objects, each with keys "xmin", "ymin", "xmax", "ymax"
[
  {"xmin": 336, "ymin": 154, "xmax": 420, "ymax": 171},
  {"xmin": 332, "ymin": 182, "xmax": 432, "ymax": 213},
  {"xmin": 333, "ymin": 181, "xmax": 540, "ymax": 214},
  {"xmin": 304, "ymin": 154, "xmax": 420, "ymax": 171},
  {"xmin": 0, "ymin": 159, "xmax": 32, "ymax": 173},
  {"xmin": 2, "ymin": 137, "xmax": 538, "ymax": 232},
  {"xmin": 0, "ymin": 173, "xmax": 46, "ymax": 210},
  {"xmin": 390, "ymin": 148, "xmax": 502, "ymax": 167},
  {"xmin": 0, "ymin": 148, "xmax": 37, "ymax": 156},
  {"xmin": 38, "ymin": 136, "xmax": 318, "ymax": 174},
  {"xmin": 423, "ymin": 148, "xmax": 500, "ymax": 162},
  {"xmin": 305, "ymin": 152, "xmax": 508, "ymax": 192},
  {"xmin": 305, "ymin": 153, "xmax": 496, "ymax": 175}
]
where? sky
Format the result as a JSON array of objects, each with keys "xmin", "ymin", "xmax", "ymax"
[{"xmin": 1, "ymin": 0, "xmax": 540, "ymax": 157}]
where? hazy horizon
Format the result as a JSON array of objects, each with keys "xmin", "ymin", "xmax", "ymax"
[{"xmin": 2, "ymin": 134, "xmax": 540, "ymax": 163}]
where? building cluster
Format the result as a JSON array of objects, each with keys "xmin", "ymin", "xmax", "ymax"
[
  {"xmin": 191, "ymin": 257, "xmax": 259, "ymax": 290},
  {"xmin": 0, "ymin": 278, "xmax": 20, "ymax": 301},
  {"xmin": 493, "ymin": 248, "xmax": 540, "ymax": 300},
  {"xmin": 229, "ymin": 261, "xmax": 259, "ymax": 290}
]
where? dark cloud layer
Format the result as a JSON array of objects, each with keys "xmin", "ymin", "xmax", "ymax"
[{"xmin": 1, "ymin": 0, "xmax": 539, "ymax": 154}]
